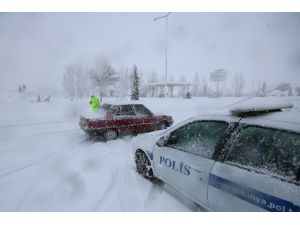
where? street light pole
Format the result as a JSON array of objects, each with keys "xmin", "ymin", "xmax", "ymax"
[{"xmin": 154, "ymin": 12, "xmax": 171, "ymax": 97}]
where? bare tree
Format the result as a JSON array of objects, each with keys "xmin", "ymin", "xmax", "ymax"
[
  {"xmin": 148, "ymin": 70, "xmax": 159, "ymax": 97},
  {"xmin": 75, "ymin": 64, "xmax": 88, "ymax": 99},
  {"xmin": 63, "ymin": 62, "xmax": 89, "ymax": 99},
  {"xmin": 232, "ymin": 73, "xmax": 245, "ymax": 97},
  {"xmin": 63, "ymin": 64, "xmax": 76, "ymax": 98},
  {"xmin": 89, "ymin": 60, "xmax": 116, "ymax": 101}
]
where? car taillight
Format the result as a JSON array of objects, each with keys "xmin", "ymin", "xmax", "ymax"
[
  {"xmin": 80, "ymin": 116, "xmax": 90, "ymax": 127},
  {"xmin": 88, "ymin": 120, "xmax": 98, "ymax": 129}
]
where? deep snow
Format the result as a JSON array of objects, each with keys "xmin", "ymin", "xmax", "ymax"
[{"xmin": 0, "ymin": 95, "xmax": 299, "ymax": 211}]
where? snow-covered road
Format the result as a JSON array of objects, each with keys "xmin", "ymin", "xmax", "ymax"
[
  {"xmin": 0, "ymin": 117, "xmax": 194, "ymax": 211},
  {"xmin": 0, "ymin": 96, "xmax": 299, "ymax": 211}
]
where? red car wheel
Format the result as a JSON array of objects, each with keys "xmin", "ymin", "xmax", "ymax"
[{"xmin": 104, "ymin": 129, "xmax": 118, "ymax": 141}]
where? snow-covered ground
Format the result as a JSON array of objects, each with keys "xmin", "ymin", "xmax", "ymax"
[{"xmin": 0, "ymin": 95, "xmax": 299, "ymax": 211}]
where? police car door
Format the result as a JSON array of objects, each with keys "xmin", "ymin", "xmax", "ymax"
[
  {"xmin": 153, "ymin": 120, "xmax": 229, "ymax": 207},
  {"xmin": 208, "ymin": 125, "xmax": 300, "ymax": 211}
]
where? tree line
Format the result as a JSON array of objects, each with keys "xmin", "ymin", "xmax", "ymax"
[{"xmin": 62, "ymin": 60, "xmax": 300, "ymax": 100}]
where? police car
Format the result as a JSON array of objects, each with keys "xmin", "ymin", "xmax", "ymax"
[{"xmin": 133, "ymin": 101, "xmax": 300, "ymax": 211}]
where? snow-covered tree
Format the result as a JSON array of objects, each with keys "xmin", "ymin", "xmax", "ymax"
[
  {"xmin": 63, "ymin": 64, "xmax": 76, "ymax": 98},
  {"xmin": 169, "ymin": 74, "xmax": 175, "ymax": 82},
  {"xmin": 75, "ymin": 64, "xmax": 88, "ymax": 99},
  {"xmin": 89, "ymin": 60, "xmax": 116, "ymax": 101},
  {"xmin": 192, "ymin": 73, "xmax": 199, "ymax": 97},
  {"xmin": 277, "ymin": 82, "xmax": 291, "ymax": 92},
  {"xmin": 160, "ymin": 75, "xmax": 165, "ymax": 83},
  {"xmin": 18, "ymin": 84, "xmax": 26, "ymax": 100},
  {"xmin": 295, "ymin": 87, "xmax": 300, "ymax": 96},
  {"xmin": 138, "ymin": 70, "xmax": 148, "ymax": 97},
  {"xmin": 131, "ymin": 64, "xmax": 139, "ymax": 101},
  {"xmin": 199, "ymin": 75, "xmax": 208, "ymax": 97},
  {"xmin": 148, "ymin": 70, "xmax": 158, "ymax": 83},
  {"xmin": 179, "ymin": 75, "xmax": 187, "ymax": 98},
  {"xmin": 257, "ymin": 81, "xmax": 267, "ymax": 97},
  {"xmin": 232, "ymin": 73, "xmax": 245, "ymax": 97},
  {"xmin": 148, "ymin": 70, "xmax": 159, "ymax": 97},
  {"xmin": 261, "ymin": 81, "xmax": 267, "ymax": 97},
  {"xmin": 116, "ymin": 67, "xmax": 131, "ymax": 100},
  {"xmin": 63, "ymin": 62, "xmax": 89, "ymax": 99},
  {"xmin": 275, "ymin": 82, "xmax": 292, "ymax": 96}
]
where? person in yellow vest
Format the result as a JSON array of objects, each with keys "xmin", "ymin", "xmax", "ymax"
[{"xmin": 89, "ymin": 95, "xmax": 100, "ymax": 112}]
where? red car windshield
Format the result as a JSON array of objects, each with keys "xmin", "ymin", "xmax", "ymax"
[{"xmin": 101, "ymin": 104, "xmax": 112, "ymax": 112}]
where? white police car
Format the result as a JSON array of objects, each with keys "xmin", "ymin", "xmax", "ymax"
[{"xmin": 133, "ymin": 101, "xmax": 300, "ymax": 211}]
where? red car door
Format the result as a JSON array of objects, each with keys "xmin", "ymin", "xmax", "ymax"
[
  {"xmin": 133, "ymin": 105, "xmax": 157, "ymax": 132},
  {"xmin": 114, "ymin": 105, "xmax": 141, "ymax": 133}
]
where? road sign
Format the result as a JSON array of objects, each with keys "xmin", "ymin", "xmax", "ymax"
[{"xmin": 210, "ymin": 69, "xmax": 227, "ymax": 82}]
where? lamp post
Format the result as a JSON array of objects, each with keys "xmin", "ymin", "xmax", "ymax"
[{"xmin": 154, "ymin": 12, "xmax": 171, "ymax": 97}]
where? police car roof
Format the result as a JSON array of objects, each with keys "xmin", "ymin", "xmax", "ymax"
[
  {"xmin": 190, "ymin": 110, "xmax": 300, "ymax": 133},
  {"xmin": 229, "ymin": 100, "xmax": 293, "ymax": 116},
  {"xmin": 188, "ymin": 98, "xmax": 299, "ymax": 132},
  {"xmin": 239, "ymin": 110, "xmax": 300, "ymax": 133}
]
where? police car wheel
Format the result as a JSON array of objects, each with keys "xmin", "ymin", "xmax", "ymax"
[
  {"xmin": 135, "ymin": 151, "xmax": 153, "ymax": 179},
  {"xmin": 104, "ymin": 129, "xmax": 118, "ymax": 141}
]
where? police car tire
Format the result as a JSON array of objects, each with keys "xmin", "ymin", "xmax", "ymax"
[
  {"xmin": 135, "ymin": 151, "xmax": 153, "ymax": 180},
  {"xmin": 103, "ymin": 129, "xmax": 118, "ymax": 141}
]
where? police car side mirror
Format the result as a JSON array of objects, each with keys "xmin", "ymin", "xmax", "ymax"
[{"xmin": 156, "ymin": 136, "xmax": 168, "ymax": 147}]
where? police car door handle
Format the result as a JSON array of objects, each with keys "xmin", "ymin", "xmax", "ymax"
[{"xmin": 192, "ymin": 167, "xmax": 203, "ymax": 174}]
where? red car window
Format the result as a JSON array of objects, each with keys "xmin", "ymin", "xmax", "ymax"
[
  {"xmin": 116, "ymin": 105, "xmax": 136, "ymax": 116},
  {"xmin": 134, "ymin": 105, "xmax": 153, "ymax": 116}
]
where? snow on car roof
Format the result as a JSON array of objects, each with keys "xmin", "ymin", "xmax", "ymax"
[
  {"xmin": 102, "ymin": 101, "xmax": 144, "ymax": 106},
  {"xmin": 226, "ymin": 98, "xmax": 300, "ymax": 132},
  {"xmin": 229, "ymin": 99, "xmax": 293, "ymax": 115},
  {"xmin": 240, "ymin": 110, "xmax": 300, "ymax": 133},
  {"xmin": 188, "ymin": 99, "xmax": 300, "ymax": 133}
]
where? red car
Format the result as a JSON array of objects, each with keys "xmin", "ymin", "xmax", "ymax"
[{"xmin": 79, "ymin": 103, "xmax": 173, "ymax": 141}]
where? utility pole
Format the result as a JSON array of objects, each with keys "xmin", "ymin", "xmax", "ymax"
[{"xmin": 154, "ymin": 12, "xmax": 171, "ymax": 97}]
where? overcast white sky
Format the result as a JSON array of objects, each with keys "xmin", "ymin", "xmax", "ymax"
[{"xmin": 0, "ymin": 12, "xmax": 300, "ymax": 91}]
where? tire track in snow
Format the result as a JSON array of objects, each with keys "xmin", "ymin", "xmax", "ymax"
[
  {"xmin": 0, "ymin": 118, "xmax": 75, "ymax": 129},
  {"xmin": 90, "ymin": 145, "xmax": 130, "ymax": 211},
  {"xmin": 0, "ymin": 151, "xmax": 63, "ymax": 178},
  {"xmin": 0, "ymin": 134, "xmax": 90, "ymax": 179},
  {"xmin": 0, "ymin": 130, "xmax": 82, "ymax": 154},
  {"xmin": 91, "ymin": 168, "xmax": 120, "ymax": 211},
  {"xmin": 144, "ymin": 179, "xmax": 164, "ymax": 203},
  {"xmin": 13, "ymin": 169, "xmax": 44, "ymax": 211},
  {"xmin": 0, "ymin": 128, "xmax": 79, "ymax": 142},
  {"xmin": 10, "ymin": 135, "xmax": 96, "ymax": 211}
]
